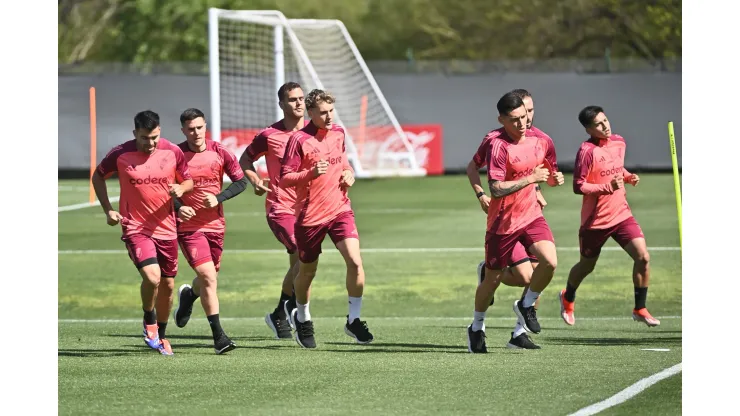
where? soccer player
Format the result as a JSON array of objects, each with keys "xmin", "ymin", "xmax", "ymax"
[
  {"xmin": 91, "ymin": 110, "xmax": 193, "ymax": 356},
  {"xmin": 280, "ymin": 89, "xmax": 373, "ymax": 349},
  {"xmin": 466, "ymin": 92, "xmax": 564, "ymax": 354},
  {"xmin": 467, "ymin": 89, "xmax": 550, "ymax": 319},
  {"xmin": 172, "ymin": 108, "xmax": 248, "ymax": 354},
  {"xmin": 558, "ymin": 106, "xmax": 660, "ymax": 327},
  {"xmin": 239, "ymin": 82, "xmax": 307, "ymax": 340}
]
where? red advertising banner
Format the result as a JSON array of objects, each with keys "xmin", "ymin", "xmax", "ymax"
[{"xmin": 207, "ymin": 124, "xmax": 443, "ymax": 176}]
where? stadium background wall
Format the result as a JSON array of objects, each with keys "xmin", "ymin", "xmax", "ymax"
[{"xmin": 58, "ymin": 72, "xmax": 681, "ymax": 176}]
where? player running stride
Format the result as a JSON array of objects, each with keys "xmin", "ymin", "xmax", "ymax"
[
  {"xmin": 172, "ymin": 108, "xmax": 248, "ymax": 354},
  {"xmin": 466, "ymin": 92, "xmax": 564, "ymax": 354},
  {"xmin": 280, "ymin": 89, "xmax": 373, "ymax": 349},
  {"xmin": 239, "ymin": 82, "xmax": 308, "ymax": 339},
  {"xmin": 559, "ymin": 105, "xmax": 660, "ymax": 327},
  {"xmin": 92, "ymin": 110, "xmax": 193, "ymax": 356},
  {"xmin": 466, "ymin": 88, "xmax": 555, "ymax": 348}
]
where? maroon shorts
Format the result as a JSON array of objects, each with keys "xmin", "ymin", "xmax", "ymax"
[
  {"xmin": 485, "ymin": 216, "xmax": 554, "ymax": 270},
  {"xmin": 121, "ymin": 233, "xmax": 179, "ymax": 277},
  {"xmin": 295, "ymin": 210, "xmax": 359, "ymax": 263},
  {"xmin": 510, "ymin": 242, "xmax": 538, "ymax": 267},
  {"xmin": 267, "ymin": 212, "xmax": 297, "ymax": 254},
  {"xmin": 178, "ymin": 231, "xmax": 225, "ymax": 271},
  {"xmin": 579, "ymin": 216, "xmax": 645, "ymax": 258}
]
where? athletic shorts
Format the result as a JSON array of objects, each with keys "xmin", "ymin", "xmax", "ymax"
[
  {"xmin": 267, "ymin": 212, "xmax": 297, "ymax": 254},
  {"xmin": 177, "ymin": 231, "xmax": 225, "ymax": 272},
  {"xmin": 485, "ymin": 216, "xmax": 554, "ymax": 270},
  {"xmin": 295, "ymin": 210, "xmax": 359, "ymax": 263},
  {"xmin": 121, "ymin": 233, "xmax": 178, "ymax": 277},
  {"xmin": 579, "ymin": 216, "xmax": 645, "ymax": 258},
  {"xmin": 510, "ymin": 242, "xmax": 538, "ymax": 267}
]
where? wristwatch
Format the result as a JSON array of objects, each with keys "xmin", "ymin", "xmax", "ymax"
[{"xmin": 476, "ymin": 191, "xmax": 486, "ymax": 199}]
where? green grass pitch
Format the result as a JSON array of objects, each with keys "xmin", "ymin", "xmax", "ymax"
[{"xmin": 58, "ymin": 173, "xmax": 681, "ymax": 415}]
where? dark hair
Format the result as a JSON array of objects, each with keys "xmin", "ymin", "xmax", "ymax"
[
  {"xmin": 578, "ymin": 105, "xmax": 605, "ymax": 127},
  {"xmin": 180, "ymin": 108, "xmax": 206, "ymax": 126},
  {"xmin": 278, "ymin": 82, "xmax": 303, "ymax": 101},
  {"xmin": 496, "ymin": 92, "xmax": 524, "ymax": 116},
  {"xmin": 510, "ymin": 89, "xmax": 532, "ymax": 99},
  {"xmin": 134, "ymin": 110, "xmax": 160, "ymax": 131},
  {"xmin": 305, "ymin": 89, "xmax": 336, "ymax": 109}
]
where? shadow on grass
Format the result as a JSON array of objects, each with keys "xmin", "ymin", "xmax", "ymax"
[
  {"xmin": 58, "ymin": 348, "xmax": 146, "ymax": 358},
  {"xmin": 544, "ymin": 336, "xmax": 682, "ymax": 347},
  {"xmin": 322, "ymin": 341, "xmax": 468, "ymax": 354}
]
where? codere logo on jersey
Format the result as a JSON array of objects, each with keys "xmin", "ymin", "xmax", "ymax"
[
  {"xmin": 328, "ymin": 156, "xmax": 343, "ymax": 165},
  {"xmin": 129, "ymin": 176, "xmax": 169, "ymax": 185},
  {"xmin": 511, "ymin": 167, "xmax": 534, "ymax": 179},
  {"xmin": 599, "ymin": 166, "xmax": 623, "ymax": 177}
]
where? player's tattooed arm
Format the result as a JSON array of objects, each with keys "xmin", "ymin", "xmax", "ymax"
[{"xmin": 489, "ymin": 178, "xmax": 532, "ymax": 199}]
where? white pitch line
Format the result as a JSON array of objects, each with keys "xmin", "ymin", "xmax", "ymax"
[
  {"xmin": 57, "ymin": 246, "xmax": 681, "ymax": 255},
  {"xmin": 568, "ymin": 363, "xmax": 682, "ymax": 416},
  {"xmin": 58, "ymin": 316, "xmax": 681, "ymax": 323},
  {"xmin": 58, "ymin": 196, "xmax": 120, "ymax": 212}
]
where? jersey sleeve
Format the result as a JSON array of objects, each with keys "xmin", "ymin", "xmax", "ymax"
[
  {"xmin": 340, "ymin": 134, "xmax": 354, "ymax": 172},
  {"xmin": 96, "ymin": 145, "xmax": 124, "ymax": 178},
  {"xmin": 245, "ymin": 131, "xmax": 269, "ymax": 160},
  {"xmin": 218, "ymin": 144, "xmax": 246, "ymax": 182},
  {"xmin": 472, "ymin": 138, "xmax": 490, "ymax": 169},
  {"xmin": 544, "ymin": 137, "xmax": 559, "ymax": 172},
  {"xmin": 487, "ymin": 140, "xmax": 508, "ymax": 182},
  {"xmin": 174, "ymin": 146, "xmax": 192, "ymax": 183}
]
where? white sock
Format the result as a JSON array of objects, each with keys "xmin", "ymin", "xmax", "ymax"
[
  {"xmin": 297, "ymin": 302, "xmax": 311, "ymax": 323},
  {"xmin": 471, "ymin": 311, "xmax": 486, "ymax": 331},
  {"xmin": 513, "ymin": 322, "xmax": 527, "ymax": 338},
  {"xmin": 523, "ymin": 289, "xmax": 541, "ymax": 308},
  {"xmin": 348, "ymin": 296, "xmax": 362, "ymax": 322}
]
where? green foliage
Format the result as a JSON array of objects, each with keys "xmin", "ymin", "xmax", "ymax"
[{"xmin": 58, "ymin": 0, "xmax": 681, "ymax": 64}]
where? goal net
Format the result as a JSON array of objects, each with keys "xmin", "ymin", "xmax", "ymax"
[{"xmin": 208, "ymin": 8, "xmax": 426, "ymax": 178}]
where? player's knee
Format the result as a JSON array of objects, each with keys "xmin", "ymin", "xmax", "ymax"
[
  {"xmin": 539, "ymin": 256, "xmax": 558, "ymax": 272},
  {"xmin": 300, "ymin": 266, "xmax": 318, "ymax": 280},
  {"xmin": 200, "ymin": 270, "xmax": 218, "ymax": 288},
  {"xmin": 635, "ymin": 251, "xmax": 650, "ymax": 268},
  {"xmin": 345, "ymin": 256, "xmax": 363, "ymax": 274},
  {"xmin": 142, "ymin": 269, "xmax": 161, "ymax": 287},
  {"xmin": 160, "ymin": 277, "xmax": 175, "ymax": 291}
]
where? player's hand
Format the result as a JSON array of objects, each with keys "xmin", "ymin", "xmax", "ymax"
[
  {"xmin": 169, "ymin": 183, "xmax": 185, "ymax": 198},
  {"xmin": 626, "ymin": 174, "xmax": 640, "ymax": 186},
  {"xmin": 536, "ymin": 190, "xmax": 548, "ymax": 209},
  {"xmin": 178, "ymin": 206, "xmax": 196, "ymax": 221},
  {"xmin": 528, "ymin": 164, "xmax": 550, "ymax": 184},
  {"xmin": 478, "ymin": 194, "xmax": 491, "ymax": 213},
  {"xmin": 547, "ymin": 171, "xmax": 565, "ymax": 187},
  {"xmin": 253, "ymin": 178, "xmax": 270, "ymax": 196},
  {"xmin": 313, "ymin": 160, "xmax": 329, "ymax": 177},
  {"xmin": 611, "ymin": 175, "xmax": 624, "ymax": 190},
  {"xmin": 106, "ymin": 210, "xmax": 123, "ymax": 226},
  {"xmin": 340, "ymin": 169, "xmax": 355, "ymax": 188},
  {"xmin": 203, "ymin": 193, "xmax": 219, "ymax": 208}
]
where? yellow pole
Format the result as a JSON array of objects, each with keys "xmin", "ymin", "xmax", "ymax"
[{"xmin": 668, "ymin": 122, "xmax": 682, "ymax": 249}]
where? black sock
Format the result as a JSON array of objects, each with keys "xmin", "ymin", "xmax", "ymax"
[
  {"xmin": 189, "ymin": 287, "xmax": 200, "ymax": 301},
  {"xmin": 564, "ymin": 282, "xmax": 578, "ymax": 302},
  {"xmin": 143, "ymin": 309, "xmax": 156, "ymax": 325},
  {"xmin": 634, "ymin": 287, "xmax": 648, "ymax": 310},
  {"xmin": 275, "ymin": 292, "xmax": 292, "ymax": 317},
  {"xmin": 157, "ymin": 322, "xmax": 167, "ymax": 340},
  {"xmin": 208, "ymin": 314, "xmax": 223, "ymax": 339}
]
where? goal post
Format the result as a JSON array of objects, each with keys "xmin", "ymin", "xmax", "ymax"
[{"xmin": 208, "ymin": 8, "xmax": 427, "ymax": 178}]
